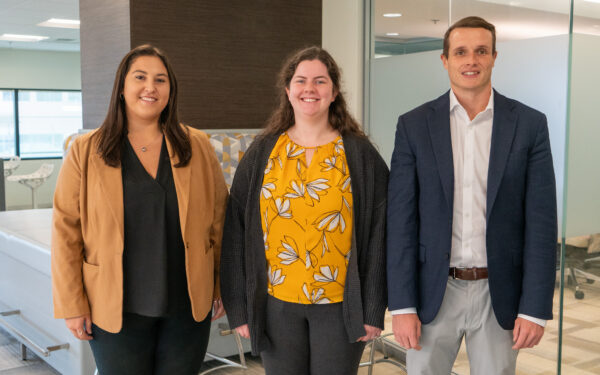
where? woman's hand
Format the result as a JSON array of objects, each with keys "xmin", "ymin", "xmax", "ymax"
[
  {"xmin": 211, "ymin": 299, "xmax": 226, "ymax": 321},
  {"xmin": 65, "ymin": 314, "xmax": 93, "ymax": 340},
  {"xmin": 235, "ymin": 324, "xmax": 250, "ymax": 339},
  {"xmin": 357, "ymin": 324, "xmax": 382, "ymax": 342}
]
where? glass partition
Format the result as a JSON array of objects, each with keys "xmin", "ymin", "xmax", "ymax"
[
  {"xmin": 559, "ymin": 1, "xmax": 600, "ymax": 374},
  {"xmin": 367, "ymin": 0, "xmax": 600, "ymax": 373}
]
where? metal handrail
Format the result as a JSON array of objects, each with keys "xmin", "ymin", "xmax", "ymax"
[{"xmin": 0, "ymin": 309, "xmax": 69, "ymax": 357}]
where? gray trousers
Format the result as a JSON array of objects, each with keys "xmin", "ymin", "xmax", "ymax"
[
  {"xmin": 407, "ymin": 278, "xmax": 518, "ymax": 375},
  {"xmin": 260, "ymin": 295, "xmax": 366, "ymax": 375}
]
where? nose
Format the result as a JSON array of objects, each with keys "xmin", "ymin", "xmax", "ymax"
[
  {"xmin": 304, "ymin": 81, "xmax": 315, "ymax": 92},
  {"xmin": 144, "ymin": 80, "xmax": 156, "ymax": 92},
  {"xmin": 466, "ymin": 51, "xmax": 479, "ymax": 65}
]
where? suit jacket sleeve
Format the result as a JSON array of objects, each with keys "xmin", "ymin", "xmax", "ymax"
[
  {"xmin": 387, "ymin": 115, "xmax": 420, "ymax": 310},
  {"xmin": 51, "ymin": 137, "xmax": 90, "ymax": 319},
  {"xmin": 520, "ymin": 114, "xmax": 557, "ymax": 319}
]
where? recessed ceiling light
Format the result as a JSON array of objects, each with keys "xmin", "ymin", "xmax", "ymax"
[
  {"xmin": 383, "ymin": 13, "xmax": 402, "ymax": 18},
  {"xmin": 0, "ymin": 34, "xmax": 49, "ymax": 42},
  {"xmin": 37, "ymin": 18, "xmax": 80, "ymax": 29},
  {"xmin": 386, "ymin": 33, "xmax": 399, "ymax": 36},
  {"xmin": 584, "ymin": 0, "xmax": 600, "ymax": 3}
]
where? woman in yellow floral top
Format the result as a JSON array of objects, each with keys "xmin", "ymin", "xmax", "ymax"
[{"xmin": 221, "ymin": 47, "xmax": 389, "ymax": 375}]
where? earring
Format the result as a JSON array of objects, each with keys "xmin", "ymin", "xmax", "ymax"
[{"xmin": 120, "ymin": 93, "xmax": 124, "ymax": 100}]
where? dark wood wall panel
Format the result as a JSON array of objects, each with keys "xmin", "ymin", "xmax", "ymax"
[
  {"xmin": 79, "ymin": 0, "xmax": 131, "ymax": 129},
  {"xmin": 130, "ymin": 0, "xmax": 322, "ymax": 129}
]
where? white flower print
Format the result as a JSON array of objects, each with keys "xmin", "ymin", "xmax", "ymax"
[
  {"xmin": 320, "ymin": 156, "xmax": 337, "ymax": 172},
  {"xmin": 315, "ymin": 211, "xmax": 346, "ymax": 233},
  {"xmin": 334, "ymin": 138, "xmax": 344, "ymax": 154},
  {"xmin": 285, "ymin": 180, "xmax": 305, "ymax": 199},
  {"xmin": 321, "ymin": 232, "xmax": 329, "ymax": 256},
  {"xmin": 302, "ymin": 283, "xmax": 331, "ymax": 304},
  {"xmin": 278, "ymin": 236, "xmax": 300, "ymax": 265},
  {"xmin": 306, "ymin": 178, "xmax": 330, "ymax": 201},
  {"xmin": 274, "ymin": 198, "xmax": 292, "ymax": 219},
  {"xmin": 313, "ymin": 266, "xmax": 339, "ymax": 283},
  {"xmin": 340, "ymin": 175, "xmax": 351, "ymax": 192},
  {"xmin": 286, "ymin": 142, "xmax": 304, "ymax": 158},
  {"xmin": 268, "ymin": 265, "xmax": 286, "ymax": 286},
  {"xmin": 264, "ymin": 158, "xmax": 273, "ymax": 175},
  {"xmin": 261, "ymin": 181, "xmax": 276, "ymax": 199}
]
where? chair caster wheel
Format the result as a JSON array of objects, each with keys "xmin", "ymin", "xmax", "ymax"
[{"xmin": 575, "ymin": 290, "xmax": 584, "ymax": 299}]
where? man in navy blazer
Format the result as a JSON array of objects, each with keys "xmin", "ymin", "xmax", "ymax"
[{"xmin": 387, "ymin": 16, "xmax": 557, "ymax": 374}]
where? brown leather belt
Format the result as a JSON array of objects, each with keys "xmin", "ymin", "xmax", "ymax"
[{"xmin": 449, "ymin": 267, "xmax": 488, "ymax": 280}]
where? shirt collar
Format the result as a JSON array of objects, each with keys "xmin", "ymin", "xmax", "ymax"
[{"xmin": 449, "ymin": 88, "xmax": 494, "ymax": 116}]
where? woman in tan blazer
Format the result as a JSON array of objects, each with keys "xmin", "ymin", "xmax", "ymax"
[{"xmin": 51, "ymin": 45, "xmax": 228, "ymax": 375}]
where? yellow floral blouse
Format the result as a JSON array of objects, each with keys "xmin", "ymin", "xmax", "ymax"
[{"xmin": 260, "ymin": 132, "xmax": 353, "ymax": 304}]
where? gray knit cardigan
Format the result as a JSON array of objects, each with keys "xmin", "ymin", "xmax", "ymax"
[{"xmin": 220, "ymin": 132, "xmax": 389, "ymax": 355}]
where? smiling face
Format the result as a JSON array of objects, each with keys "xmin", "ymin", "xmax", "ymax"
[
  {"xmin": 441, "ymin": 27, "xmax": 497, "ymax": 98},
  {"xmin": 122, "ymin": 55, "xmax": 170, "ymax": 125},
  {"xmin": 285, "ymin": 59, "xmax": 337, "ymax": 123}
]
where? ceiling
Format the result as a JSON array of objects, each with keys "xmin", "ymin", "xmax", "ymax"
[
  {"xmin": 1, "ymin": 0, "xmax": 600, "ymax": 53},
  {"xmin": 0, "ymin": 0, "xmax": 80, "ymax": 52},
  {"xmin": 375, "ymin": 0, "xmax": 600, "ymax": 43}
]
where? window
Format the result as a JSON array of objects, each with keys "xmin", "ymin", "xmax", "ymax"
[
  {"xmin": 1, "ymin": 89, "xmax": 82, "ymax": 159},
  {"xmin": 0, "ymin": 90, "xmax": 16, "ymax": 158}
]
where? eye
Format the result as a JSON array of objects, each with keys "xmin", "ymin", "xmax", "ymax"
[
  {"xmin": 156, "ymin": 78, "xmax": 167, "ymax": 83},
  {"xmin": 135, "ymin": 74, "xmax": 145, "ymax": 80},
  {"xmin": 295, "ymin": 79, "xmax": 305, "ymax": 84},
  {"xmin": 477, "ymin": 48, "xmax": 488, "ymax": 55},
  {"xmin": 454, "ymin": 50, "xmax": 465, "ymax": 56},
  {"xmin": 316, "ymin": 79, "xmax": 326, "ymax": 85}
]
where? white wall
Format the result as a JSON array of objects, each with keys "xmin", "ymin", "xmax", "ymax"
[
  {"xmin": 322, "ymin": 0, "xmax": 364, "ymax": 123},
  {"xmin": 564, "ymin": 33, "xmax": 600, "ymax": 237},
  {"xmin": 369, "ymin": 35, "xmax": 569, "ymax": 224},
  {"xmin": 0, "ymin": 48, "xmax": 80, "ymax": 210},
  {"xmin": 0, "ymin": 49, "xmax": 81, "ymax": 90}
]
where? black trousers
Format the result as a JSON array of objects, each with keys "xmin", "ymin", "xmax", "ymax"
[
  {"xmin": 89, "ymin": 309, "xmax": 211, "ymax": 375},
  {"xmin": 261, "ymin": 296, "xmax": 366, "ymax": 375}
]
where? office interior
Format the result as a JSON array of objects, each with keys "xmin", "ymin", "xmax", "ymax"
[{"xmin": 0, "ymin": 0, "xmax": 598, "ymax": 374}]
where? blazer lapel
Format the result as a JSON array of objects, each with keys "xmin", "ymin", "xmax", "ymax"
[
  {"xmin": 486, "ymin": 91, "xmax": 517, "ymax": 220},
  {"xmin": 427, "ymin": 92, "xmax": 454, "ymax": 211},
  {"xmin": 166, "ymin": 136, "xmax": 191, "ymax": 240},
  {"xmin": 91, "ymin": 153, "xmax": 124, "ymax": 242}
]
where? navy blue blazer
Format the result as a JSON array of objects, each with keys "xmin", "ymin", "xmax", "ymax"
[{"xmin": 386, "ymin": 90, "xmax": 557, "ymax": 330}]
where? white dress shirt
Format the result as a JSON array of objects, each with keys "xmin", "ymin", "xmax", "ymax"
[{"xmin": 391, "ymin": 89, "xmax": 545, "ymax": 328}]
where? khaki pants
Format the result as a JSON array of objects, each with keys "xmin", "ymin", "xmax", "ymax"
[{"xmin": 407, "ymin": 278, "xmax": 518, "ymax": 375}]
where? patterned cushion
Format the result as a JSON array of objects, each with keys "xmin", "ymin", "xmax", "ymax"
[{"xmin": 207, "ymin": 132, "xmax": 257, "ymax": 189}]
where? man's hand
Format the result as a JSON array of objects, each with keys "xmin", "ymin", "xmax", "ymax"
[
  {"xmin": 392, "ymin": 313, "xmax": 422, "ymax": 350},
  {"xmin": 357, "ymin": 324, "xmax": 382, "ymax": 342},
  {"xmin": 235, "ymin": 324, "xmax": 250, "ymax": 339},
  {"xmin": 65, "ymin": 314, "xmax": 93, "ymax": 341},
  {"xmin": 512, "ymin": 317, "xmax": 544, "ymax": 349}
]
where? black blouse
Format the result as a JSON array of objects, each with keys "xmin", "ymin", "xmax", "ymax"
[{"xmin": 121, "ymin": 137, "xmax": 190, "ymax": 317}]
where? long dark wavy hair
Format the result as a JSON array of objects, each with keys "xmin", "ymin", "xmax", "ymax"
[
  {"xmin": 261, "ymin": 46, "xmax": 366, "ymax": 138},
  {"xmin": 94, "ymin": 44, "xmax": 191, "ymax": 167}
]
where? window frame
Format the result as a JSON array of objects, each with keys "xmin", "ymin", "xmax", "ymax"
[{"xmin": 0, "ymin": 87, "xmax": 82, "ymax": 160}]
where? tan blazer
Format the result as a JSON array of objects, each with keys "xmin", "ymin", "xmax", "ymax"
[{"xmin": 51, "ymin": 126, "xmax": 228, "ymax": 333}]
